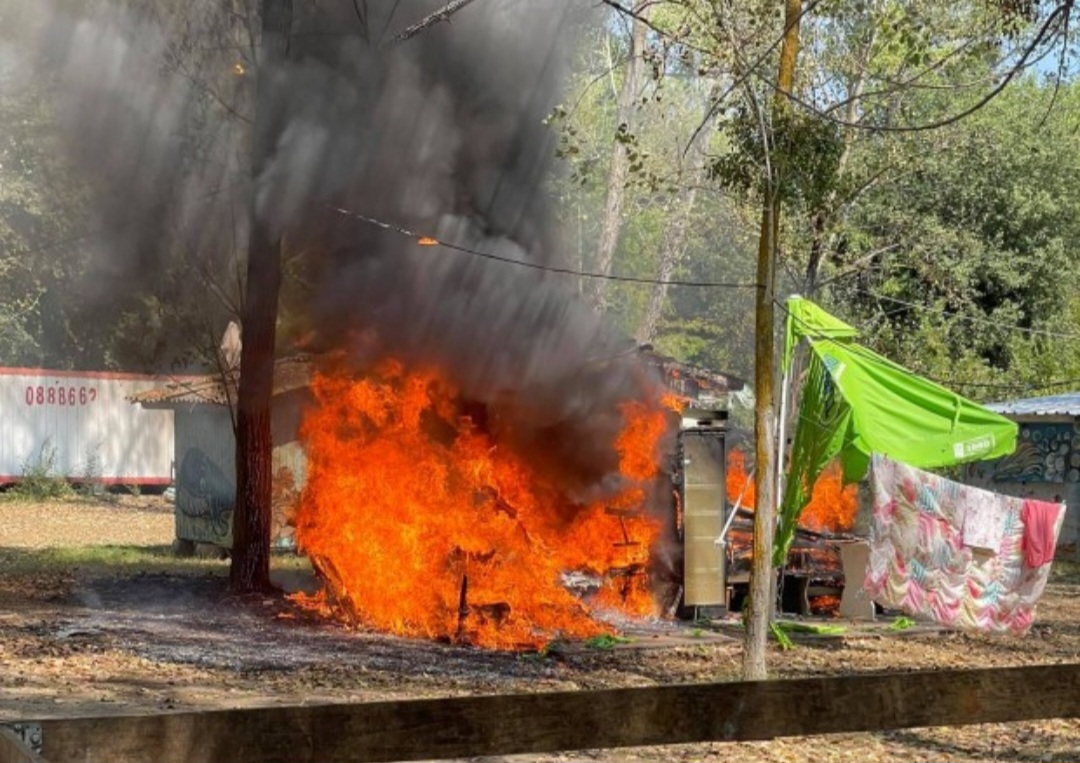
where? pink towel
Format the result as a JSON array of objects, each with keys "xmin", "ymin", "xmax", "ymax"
[{"xmin": 1020, "ymin": 500, "xmax": 1063, "ymax": 568}]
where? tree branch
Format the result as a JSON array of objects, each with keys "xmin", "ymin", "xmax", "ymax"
[
  {"xmin": 755, "ymin": 1, "xmax": 1073, "ymax": 133},
  {"xmin": 385, "ymin": 0, "xmax": 481, "ymax": 46}
]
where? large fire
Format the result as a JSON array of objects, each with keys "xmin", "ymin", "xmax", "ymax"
[
  {"xmin": 725, "ymin": 449, "xmax": 857, "ymax": 534},
  {"xmin": 291, "ymin": 360, "xmax": 672, "ymax": 650}
]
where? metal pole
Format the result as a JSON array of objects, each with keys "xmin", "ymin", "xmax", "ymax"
[
  {"xmin": 775, "ymin": 293, "xmax": 800, "ymax": 518},
  {"xmin": 775, "ymin": 368, "xmax": 790, "ymax": 516}
]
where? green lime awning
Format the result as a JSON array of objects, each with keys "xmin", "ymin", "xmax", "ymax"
[{"xmin": 775, "ymin": 298, "xmax": 1018, "ymax": 565}]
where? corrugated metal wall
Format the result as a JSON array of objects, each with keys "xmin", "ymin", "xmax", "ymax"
[{"xmin": 0, "ymin": 369, "xmax": 174, "ymax": 484}]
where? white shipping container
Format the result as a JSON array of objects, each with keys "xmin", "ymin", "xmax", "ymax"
[{"xmin": 0, "ymin": 367, "xmax": 176, "ymax": 486}]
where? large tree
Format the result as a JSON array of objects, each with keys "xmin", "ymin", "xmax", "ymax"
[{"xmin": 229, "ymin": 0, "xmax": 292, "ymax": 593}]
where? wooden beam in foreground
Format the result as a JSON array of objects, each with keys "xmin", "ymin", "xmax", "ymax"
[
  {"xmin": 0, "ymin": 727, "xmax": 46, "ymax": 763},
  {"xmin": 23, "ymin": 664, "xmax": 1080, "ymax": 763}
]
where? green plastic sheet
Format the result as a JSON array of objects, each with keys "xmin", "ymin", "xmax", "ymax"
[{"xmin": 775, "ymin": 298, "xmax": 1018, "ymax": 565}]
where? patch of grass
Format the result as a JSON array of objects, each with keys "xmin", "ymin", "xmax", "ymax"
[
  {"xmin": 583, "ymin": 633, "xmax": 633, "ymax": 650},
  {"xmin": 77, "ymin": 444, "xmax": 105, "ymax": 499},
  {"xmin": 0, "ymin": 544, "xmax": 312, "ymax": 579},
  {"xmin": 14, "ymin": 442, "xmax": 72, "ymax": 501},
  {"xmin": 519, "ymin": 643, "xmax": 554, "ymax": 661}
]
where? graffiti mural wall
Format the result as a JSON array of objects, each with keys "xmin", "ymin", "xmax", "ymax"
[
  {"xmin": 964, "ymin": 419, "xmax": 1080, "ymax": 548},
  {"xmin": 987, "ymin": 422, "xmax": 1080, "ymax": 484}
]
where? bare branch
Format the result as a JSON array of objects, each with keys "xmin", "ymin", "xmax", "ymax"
[
  {"xmin": 758, "ymin": 1, "xmax": 1073, "ymax": 133},
  {"xmin": 164, "ymin": 57, "xmax": 254, "ymax": 125},
  {"xmin": 385, "ymin": 0, "xmax": 481, "ymax": 46},
  {"xmin": 1037, "ymin": 2, "xmax": 1074, "ymax": 128},
  {"xmin": 681, "ymin": 0, "xmax": 825, "ymax": 156}
]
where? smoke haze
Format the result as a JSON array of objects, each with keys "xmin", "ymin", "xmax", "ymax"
[{"xmin": 42, "ymin": 0, "xmax": 674, "ymax": 500}]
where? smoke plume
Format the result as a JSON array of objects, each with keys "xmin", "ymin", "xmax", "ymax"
[{"xmin": 43, "ymin": 0, "xmax": 674, "ymax": 501}]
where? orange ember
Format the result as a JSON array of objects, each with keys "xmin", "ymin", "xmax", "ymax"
[
  {"xmin": 417, "ymin": 236, "xmax": 439, "ymax": 246},
  {"xmin": 292, "ymin": 360, "xmax": 669, "ymax": 650},
  {"xmin": 809, "ymin": 594, "xmax": 842, "ymax": 617},
  {"xmin": 725, "ymin": 450, "xmax": 857, "ymax": 533}
]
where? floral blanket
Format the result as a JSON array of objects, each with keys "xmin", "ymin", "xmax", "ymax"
[{"xmin": 865, "ymin": 454, "xmax": 1064, "ymax": 635}]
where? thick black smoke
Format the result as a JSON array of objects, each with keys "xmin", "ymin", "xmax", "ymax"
[{"xmin": 44, "ymin": 0, "xmax": 674, "ymax": 501}]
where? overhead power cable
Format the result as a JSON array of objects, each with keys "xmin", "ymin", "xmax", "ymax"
[
  {"xmin": 6, "ymin": 182, "xmax": 246, "ymax": 261},
  {"xmin": 775, "ymin": 298, "xmax": 1080, "ymax": 395},
  {"xmin": 324, "ymin": 204, "xmax": 762, "ymax": 289},
  {"xmin": 852, "ymin": 289, "xmax": 1080, "ymax": 341}
]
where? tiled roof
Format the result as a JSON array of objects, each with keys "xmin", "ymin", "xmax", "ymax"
[{"xmin": 128, "ymin": 356, "xmax": 312, "ymax": 406}]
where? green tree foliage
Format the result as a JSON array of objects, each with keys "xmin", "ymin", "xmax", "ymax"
[
  {"xmin": 0, "ymin": 0, "xmax": 243, "ymax": 372},
  {"xmin": 828, "ymin": 78, "xmax": 1080, "ymax": 395},
  {"xmin": 559, "ymin": 0, "xmax": 1079, "ymax": 401},
  {"xmin": 2, "ymin": 0, "xmax": 1079, "ymax": 402}
]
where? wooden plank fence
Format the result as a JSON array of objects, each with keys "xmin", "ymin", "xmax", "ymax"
[{"xmin": 2, "ymin": 664, "xmax": 1078, "ymax": 763}]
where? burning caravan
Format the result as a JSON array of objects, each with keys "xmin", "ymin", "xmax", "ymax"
[
  {"xmin": 0, "ymin": 366, "xmax": 174, "ymax": 487},
  {"xmin": 132, "ymin": 348, "xmax": 765, "ymax": 622},
  {"xmin": 638, "ymin": 349, "xmax": 742, "ymax": 618},
  {"xmin": 648, "ymin": 352, "xmax": 857, "ymax": 619}
]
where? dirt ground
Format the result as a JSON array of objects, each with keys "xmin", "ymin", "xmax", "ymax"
[
  {"xmin": 1, "ymin": 496, "xmax": 1078, "ymax": 763},
  {"xmin": 0, "ymin": 494, "xmax": 174, "ymax": 548}
]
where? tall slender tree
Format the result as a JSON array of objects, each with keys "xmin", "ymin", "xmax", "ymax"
[
  {"xmin": 743, "ymin": 0, "xmax": 802, "ymax": 682},
  {"xmin": 589, "ymin": 2, "xmax": 653, "ymax": 311}
]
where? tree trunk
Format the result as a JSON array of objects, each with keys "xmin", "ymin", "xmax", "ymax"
[
  {"xmin": 230, "ymin": 0, "xmax": 292, "ymax": 593},
  {"xmin": 742, "ymin": 0, "xmax": 802, "ymax": 682},
  {"xmin": 635, "ymin": 190, "xmax": 696, "ymax": 345},
  {"xmin": 589, "ymin": 2, "xmax": 651, "ymax": 312},
  {"xmin": 635, "ymin": 84, "xmax": 720, "ymax": 344}
]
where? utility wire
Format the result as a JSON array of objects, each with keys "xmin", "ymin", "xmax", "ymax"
[
  {"xmin": 324, "ymin": 204, "xmax": 762, "ymax": 288},
  {"xmin": 5, "ymin": 182, "xmax": 246, "ymax": 261},
  {"xmin": 850, "ymin": 288, "xmax": 1080, "ymax": 341},
  {"xmin": 775, "ymin": 298, "xmax": 1080, "ymax": 395}
]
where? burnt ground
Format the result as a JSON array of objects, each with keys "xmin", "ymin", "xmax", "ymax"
[{"xmin": 1, "ymin": 498, "xmax": 1079, "ymax": 762}]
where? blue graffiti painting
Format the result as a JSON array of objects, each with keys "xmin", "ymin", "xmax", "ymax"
[
  {"xmin": 991, "ymin": 423, "xmax": 1080, "ymax": 484},
  {"xmin": 177, "ymin": 448, "xmax": 235, "ymax": 540}
]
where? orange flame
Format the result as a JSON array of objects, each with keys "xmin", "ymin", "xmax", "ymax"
[
  {"xmin": 660, "ymin": 392, "xmax": 686, "ymax": 413},
  {"xmin": 417, "ymin": 236, "xmax": 439, "ymax": 246},
  {"xmin": 291, "ymin": 360, "xmax": 669, "ymax": 650},
  {"xmin": 799, "ymin": 463, "xmax": 858, "ymax": 534},
  {"xmin": 724, "ymin": 450, "xmax": 857, "ymax": 533},
  {"xmin": 725, "ymin": 449, "xmax": 756, "ymax": 509}
]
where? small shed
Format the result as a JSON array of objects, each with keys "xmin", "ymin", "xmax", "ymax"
[
  {"xmin": 130, "ymin": 357, "xmax": 312, "ymax": 552},
  {"xmin": 963, "ymin": 392, "xmax": 1080, "ymax": 549}
]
